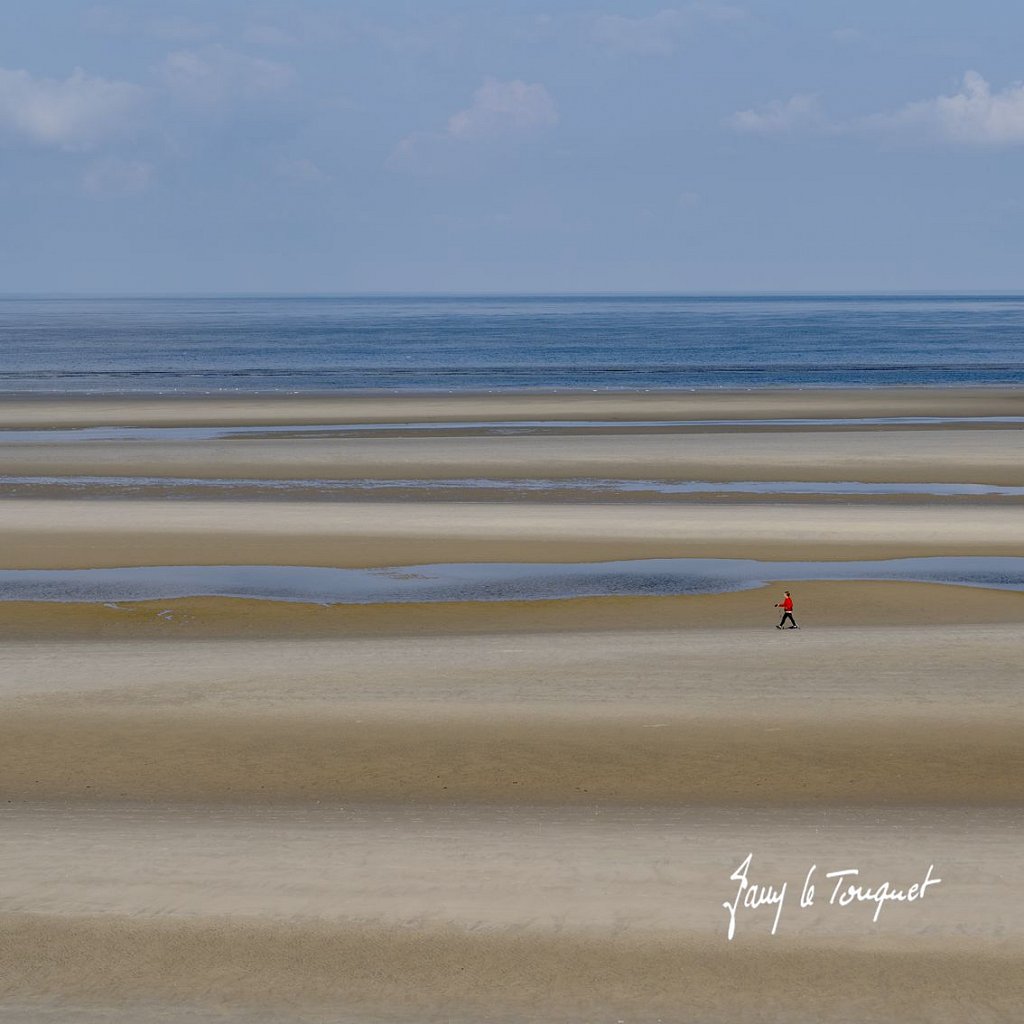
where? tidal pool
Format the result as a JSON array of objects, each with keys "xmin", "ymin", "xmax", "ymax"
[
  {"xmin": 0, "ymin": 556, "xmax": 1022, "ymax": 604},
  {"xmin": 2, "ymin": 475, "xmax": 1023, "ymax": 498}
]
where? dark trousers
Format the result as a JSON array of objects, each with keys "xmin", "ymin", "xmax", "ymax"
[{"xmin": 779, "ymin": 612, "xmax": 797, "ymax": 628}]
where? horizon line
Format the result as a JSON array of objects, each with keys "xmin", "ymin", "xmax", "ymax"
[{"xmin": 4, "ymin": 290, "xmax": 1024, "ymax": 300}]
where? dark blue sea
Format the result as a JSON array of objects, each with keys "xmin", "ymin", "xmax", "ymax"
[{"xmin": 1, "ymin": 294, "xmax": 1023, "ymax": 393}]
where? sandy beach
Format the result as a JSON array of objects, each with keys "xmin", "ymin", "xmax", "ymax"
[
  {"xmin": 1, "ymin": 626, "xmax": 1022, "ymax": 806},
  {"xmin": 0, "ymin": 386, "xmax": 1019, "ymax": 427},
  {"xmin": 3, "ymin": 499, "xmax": 1024, "ymax": 567},
  {"xmin": 4, "ymin": 429, "xmax": 1024, "ymax": 487},
  {"xmin": 1, "ymin": 389, "xmax": 1022, "ymax": 1022}
]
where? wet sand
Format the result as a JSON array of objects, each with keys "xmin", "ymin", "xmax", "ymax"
[
  {"xmin": 1, "ymin": 389, "xmax": 1022, "ymax": 1022},
  {"xmin": 0, "ymin": 579, "xmax": 1022, "ymax": 641},
  {"xmin": 5, "ymin": 912, "xmax": 1022, "ymax": 1024},
  {"xmin": 3, "ymin": 498, "xmax": 1024, "ymax": 568},
  {"xmin": 2, "ymin": 624, "xmax": 1022, "ymax": 807},
  {"xmin": 2, "ymin": 803, "xmax": 1022, "ymax": 1022},
  {"xmin": 0, "ymin": 386, "xmax": 1020, "ymax": 427},
  {"xmin": 3, "ymin": 697, "xmax": 1022, "ymax": 806},
  {"xmin": 2, "ymin": 429, "xmax": 1023, "ymax": 485}
]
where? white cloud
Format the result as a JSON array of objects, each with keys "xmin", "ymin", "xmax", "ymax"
[
  {"xmin": 592, "ymin": 4, "xmax": 743, "ymax": 56},
  {"xmin": 867, "ymin": 71, "xmax": 1024, "ymax": 145},
  {"xmin": 82, "ymin": 156, "xmax": 153, "ymax": 195},
  {"xmin": 384, "ymin": 134, "xmax": 428, "ymax": 171},
  {"xmin": 730, "ymin": 72, "xmax": 1024, "ymax": 147},
  {"xmin": 0, "ymin": 66, "xmax": 143, "ymax": 149},
  {"xmin": 275, "ymin": 157, "xmax": 330, "ymax": 182},
  {"xmin": 727, "ymin": 94, "xmax": 823, "ymax": 134},
  {"xmin": 157, "ymin": 45, "xmax": 293, "ymax": 107},
  {"xmin": 447, "ymin": 78, "xmax": 558, "ymax": 139},
  {"xmin": 388, "ymin": 78, "xmax": 558, "ymax": 171}
]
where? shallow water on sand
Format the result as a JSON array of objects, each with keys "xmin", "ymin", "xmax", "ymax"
[
  {"xmin": 1, "ymin": 415, "xmax": 1023, "ymax": 443},
  {"xmin": 3, "ymin": 474, "xmax": 1023, "ymax": 498},
  {"xmin": 1, "ymin": 556, "xmax": 1023, "ymax": 604}
]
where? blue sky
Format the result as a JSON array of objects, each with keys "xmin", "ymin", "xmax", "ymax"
[{"xmin": 2, "ymin": 0, "xmax": 1023, "ymax": 292}]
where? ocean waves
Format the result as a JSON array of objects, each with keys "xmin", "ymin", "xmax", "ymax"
[{"xmin": 4, "ymin": 294, "xmax": 1024, "ymax": 392}]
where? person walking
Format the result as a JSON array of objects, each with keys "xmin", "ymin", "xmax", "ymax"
[{"xmin": 775, "ymin": 591, "xmax": 798, "ymax": 629}]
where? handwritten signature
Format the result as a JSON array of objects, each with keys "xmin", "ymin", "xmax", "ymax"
[{"xmin": 723, "ymin": 852, "xmax": 942, "ymax": 940}]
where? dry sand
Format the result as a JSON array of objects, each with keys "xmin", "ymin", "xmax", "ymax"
[{"xmin": 1, "ymin": 389, "xmax": 1022, "ymax": 1022}]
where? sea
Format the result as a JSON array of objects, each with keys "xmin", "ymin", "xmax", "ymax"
[{"xmin": 1, "ymin": 294, "xmax": 1023, "ymax": 393}]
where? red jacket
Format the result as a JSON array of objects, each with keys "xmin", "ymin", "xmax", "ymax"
[{"xmin": 781, "ymin": 596, "xmax": 793, "ymax": 611}]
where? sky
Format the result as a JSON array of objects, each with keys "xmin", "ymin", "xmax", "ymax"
[{"xmin": 1, "ymin": 0, "xmax": 1024, "ymax": 293}]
